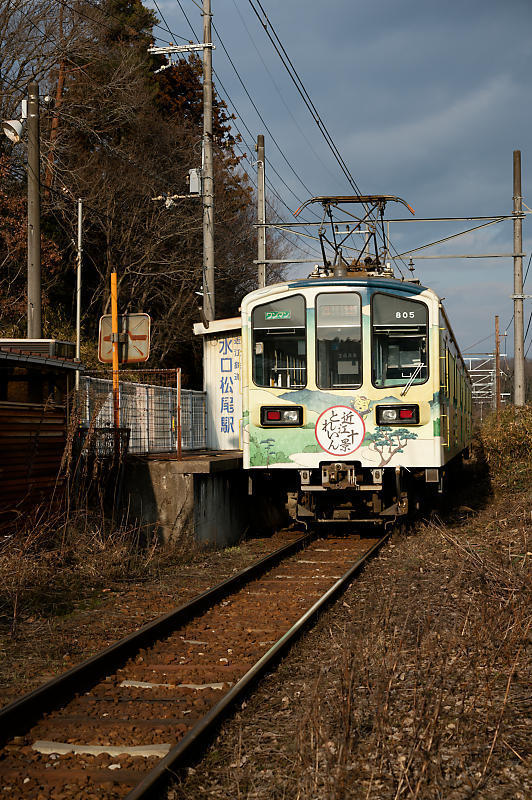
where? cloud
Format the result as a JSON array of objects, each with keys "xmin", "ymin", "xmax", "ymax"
[{"xmin": 343, "ymin": 76, "xmax": 517, "ymax": 169}]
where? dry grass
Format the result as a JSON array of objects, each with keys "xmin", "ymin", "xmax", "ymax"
[
  {"xmin": 0, "ymin": 511, "xmax": 168, "ymax": 631},
  {"xmin": 0, "ymin": 404, "xmax": 195, "ymax": 632},
  {"xmin": 479, "ymin": 404, "xmax": 532, "ymax": 492}
]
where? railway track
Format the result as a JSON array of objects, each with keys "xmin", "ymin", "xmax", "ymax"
[{"xmin": 0, "ymin": 530, "xmax": 389, "ymax": 799}]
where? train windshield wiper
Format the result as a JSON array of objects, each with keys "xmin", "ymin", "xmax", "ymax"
[{"xmin": 400, "ymin": 363, "xmax": 424, "ymax": 396}]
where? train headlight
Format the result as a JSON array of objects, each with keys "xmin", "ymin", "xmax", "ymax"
[
  {"xmin": 376, "ymin": 405, "xmax": 419, "ymax": 425},
  {"xmin": 261, "ymin": 406, "xmax": 303, "ymax": 426}
]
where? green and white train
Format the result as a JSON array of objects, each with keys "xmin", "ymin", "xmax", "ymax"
[{"xmin": 241, "ymin": 261, "xmax": 472, "ymax": 524}]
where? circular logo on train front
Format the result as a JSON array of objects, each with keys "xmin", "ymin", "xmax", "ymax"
[{"xmin": 315, "ymin": 405, "xmax": 366, "ymax": 456}]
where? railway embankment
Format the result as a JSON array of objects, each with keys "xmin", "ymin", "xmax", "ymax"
[{"xmin": 171, "ymin": 406, "xmax": 531, "ymax": 800}]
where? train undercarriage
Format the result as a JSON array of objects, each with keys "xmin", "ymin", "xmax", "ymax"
[{"xmin": 252, "ymin": 462, "xmax": 447, "ymax": 526}]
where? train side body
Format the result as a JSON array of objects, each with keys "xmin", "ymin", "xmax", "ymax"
[{"xmin": 241, "ymin": 277, "xmax": 472, "ymax": 523}]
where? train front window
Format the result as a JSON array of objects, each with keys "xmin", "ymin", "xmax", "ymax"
[
  {"xmin": 252, "ymin": 295, "xmax": 307, "ymax": 388},
  {"xmin": 316, "ymin": 292, "xmax": 362, "ymax": 388},
  {"xmin": 372, "ymin": 294, "xmax": 428, "ymax": 388}
]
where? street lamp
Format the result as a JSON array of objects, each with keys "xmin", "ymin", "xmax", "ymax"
[
  {"xmin": 2, "ymin": 98, "xmax": 27, "ymax": 142},
  {"xmin": 2, "ymin": 119, "xmax": 24, "ymax": 143}
]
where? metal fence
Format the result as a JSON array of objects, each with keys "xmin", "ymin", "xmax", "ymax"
[{"xmin": 80, "ymin": 373, "xmax": 207, "ymax": 454}]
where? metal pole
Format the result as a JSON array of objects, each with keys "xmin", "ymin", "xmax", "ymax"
[
  {"xmin": 257, "ymin": 134, "xmax": 266, "ymax": 288},
  {"xmin": 176, "ymin": 368, "xmax": 182, "ymax": 461},
  {"xmin": 513, "ymin": 150, "xmax": 525, "ymax": 406},
  {"xmin": 27, "ymin": 80, "xmax": 41, "ymax": 339},
  {"xmin": 495, "ymin": 315, "xmax": 501, "ymax": 412},
  {"xmin": 111, "ymin": 272, "xmax": 120, "ymax": 432},
  {"xmin": 75, "ymin": 198, "xmax": 82, "ymax": 390},
  {"xmin": 202, "ymin": 0, "xmax": 215, "ymax": 321}
]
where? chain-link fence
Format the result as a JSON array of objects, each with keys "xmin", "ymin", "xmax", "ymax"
[{"xmin": 80, "ymin": 370, "xmax": 207, "ymax": 455}]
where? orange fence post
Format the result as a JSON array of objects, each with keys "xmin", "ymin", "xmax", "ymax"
[
  {"xmin": 110, "ymin": 272, "xmax": 120, "ymax": 439},
  {"xmin": 176, "ymin": 367, "xmax": 182, "ymax": 460}
]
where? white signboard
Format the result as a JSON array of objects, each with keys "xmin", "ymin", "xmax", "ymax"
[
  {"xmin": 98, "ymin": 313, "xmax": 151, "ymax": 364},
  {"xmin": 196, "ymin": 319, "xmax": 242, "ymax": 450}
]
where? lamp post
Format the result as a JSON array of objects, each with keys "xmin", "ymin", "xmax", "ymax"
[{"xmin": 27, "ymin": 81, "xmax": 41, "ymax": 339}]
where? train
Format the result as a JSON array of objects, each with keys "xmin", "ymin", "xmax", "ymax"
[{"xmin": 240, "ymin": 196, "xmax": 472, "ymax": 525}]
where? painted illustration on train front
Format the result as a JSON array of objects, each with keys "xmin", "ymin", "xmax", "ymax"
[{"xmin": 242, "ymin": 281, "xmax": 447, "ymax": 469}]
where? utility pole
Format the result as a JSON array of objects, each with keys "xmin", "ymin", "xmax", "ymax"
[
  {"xmin": 495, "ymin": 315, "xmax": 501, "ymax": 411},
  {"xmin": 147, "ymin": 11, "xmax": 216, "ymax": 322},
  {"xmin": 110, "ymin": 272, "xmax": 120, "ymax": 433},
  {"xmin": 256, "ymin": 134, "xmax": 266, "ymax": 288},
  {"xmin": 202, "ymin": 0, "xmax": 215, "ymax": 321},
  {"xmin": 27, "ymin": 80, "xmax": 41, "ymax": 339},
  {"xmin": 75, "ymin": 199, "xmax": 82, "ymax": 390},
  {"xmin": 513, "ymin": 150, "xmax": 525, "ymax": 406}
]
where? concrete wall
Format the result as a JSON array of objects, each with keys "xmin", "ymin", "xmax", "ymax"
[{"xmin": 122, "ymin": 458, "xmax": 248, "ymax": 547}]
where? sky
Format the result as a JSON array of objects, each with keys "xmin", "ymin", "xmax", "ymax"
[{"xmin": 146, "ymin": 0, "xmax": 532, "ymax": 357}]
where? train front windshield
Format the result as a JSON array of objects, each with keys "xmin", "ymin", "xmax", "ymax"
[
  {"xmin": 372, "ymin": 294, "xmax": 428, "ymax": 388},
  {"xmin": 252, "ymin": 295, "xmax": 307, "ymax": 388},
  {"xmin": 316, "ymin": 292, "xmax": 362, "ymax": 388}
]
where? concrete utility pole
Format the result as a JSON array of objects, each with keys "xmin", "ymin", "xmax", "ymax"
[
  {"xmin": 495, "ymin": 315, "xmax": 501, "ymax": 411},
  {"xmin": 256, "ymin": 134, "xmax": 266, "ymax": 288},
  {"xmin": 27, "ymin": 81, "xmax": 41, "ymax": 339},
  {"xmin": 202, "ymin": 0, "xmax": 215, "ymax": 321},
  {"xmin": 513, "ymin": 150, "xmax": 525, "ymax": 406}
]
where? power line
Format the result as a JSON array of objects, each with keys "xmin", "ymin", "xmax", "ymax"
[
  {"xmin": 168, "ymin": 0, "xmax": 321, "ymax": 221},
  {"xmin": 56, "ymin": 0, "xmax": 189, "ymax": 46},
  {"xmin": 230, "ymin": 0, "xmax": 339, "ymax": 186},
  {"xmin": 524, "ymin": 310, "xmax": 532, "ymax": 344},
  {"xmin": 243, "ymin": 0, "xmax": 415, "ymax": 276},
  {"xmin": 246, "ymin": 0, "xmax": 363, "ymax": 197},
  {"xmin": 523, "ymin": 251, "xmax": 531, "ymax": 287},
  {"xmin": 211, "ymin": 20, "xmax": 314, "ymax": 199}
]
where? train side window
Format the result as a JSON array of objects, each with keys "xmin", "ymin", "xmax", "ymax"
[
  {"xmin": 251, "ymin": 295, "xmax": 307, "ymax": 389},
  {"xmin": 371, "ymin": 293, "xmax": 428, "ymax": 389},
  {"xmin": 316, "ymin": 292, "xmax": 362, "ymax": 389}
]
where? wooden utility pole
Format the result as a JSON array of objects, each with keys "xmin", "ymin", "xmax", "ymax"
[
  {"xmin": 257, "ymin": 134, "xmax": 266, "ymax": 288},
  {"xmin": 495, "ymin": 315, "xmax": 501, "ymax": 411},
  {"xmin": 513, "ymin": 151, "xmax": 525, "ymax": 406},
  {"xmin": 202, "ymin": 0, "xmax": 215, "ymax": 321},
  {"xmin": 27, "ymin": 81, "xmax": 41, "ymax": 339}
]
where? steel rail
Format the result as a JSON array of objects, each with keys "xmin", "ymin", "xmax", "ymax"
[
  {"xmin": 125, "ymin": 531, "xmax": 391, "ymax": 800},
  {"xmin": 0, "ymin": 531, "xmax": 315, "ymax": 746}
]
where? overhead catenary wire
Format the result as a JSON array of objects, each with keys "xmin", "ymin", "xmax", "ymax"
[
  {"xmin": 4, "ymin": 1, "xmax": 321, "ymax": 275},
  {"xmin": 169, "ymin": 0, "xmax": 321, "ymax": 223},
  {"xmin": 212, "ymin": 20, "xmax": 315, "ymax": 200},
  {"xmin": 241, "ymin": 0, "xmax": 415, "ymax": 277},
  {"xmin": 13, "ymin": 0, "xmax": 319, "ymax": 256},
  {"xmin": 168, "ymin": 0, "xmax": 410, "ymax": 274},
  {"xmin": 230, "ymin": 0, "xmax": 340, "ymax": 186},
  {"xmin": 56, "ymin": 0, "xmax": 190, "ymax": 46},
  {"xmin": 246, "ymin": 0, "xmax": 364, "ymax": 198}
]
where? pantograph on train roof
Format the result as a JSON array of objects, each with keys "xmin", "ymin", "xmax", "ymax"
[{"xmin": 294, "ymin": 194, "xmax": 415, "ymax": 278}]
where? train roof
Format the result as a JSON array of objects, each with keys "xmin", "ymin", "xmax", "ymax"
[{"xmin": 241, "ymin": 276, "xmax": 436, "ymax": 303}]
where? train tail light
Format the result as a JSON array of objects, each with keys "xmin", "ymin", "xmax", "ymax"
[
  {"xmin": 376, "ymin": 405, "xmax": 419, "ymax": 425},
  {"xmin": 261, "ymin": 406, "xmax": 303, "ymax": 426}
]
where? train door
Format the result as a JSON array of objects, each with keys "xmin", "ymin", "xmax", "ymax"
[{"xmin": 439, "ymin": 330, "xmax": 450, "ymax": 459}]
